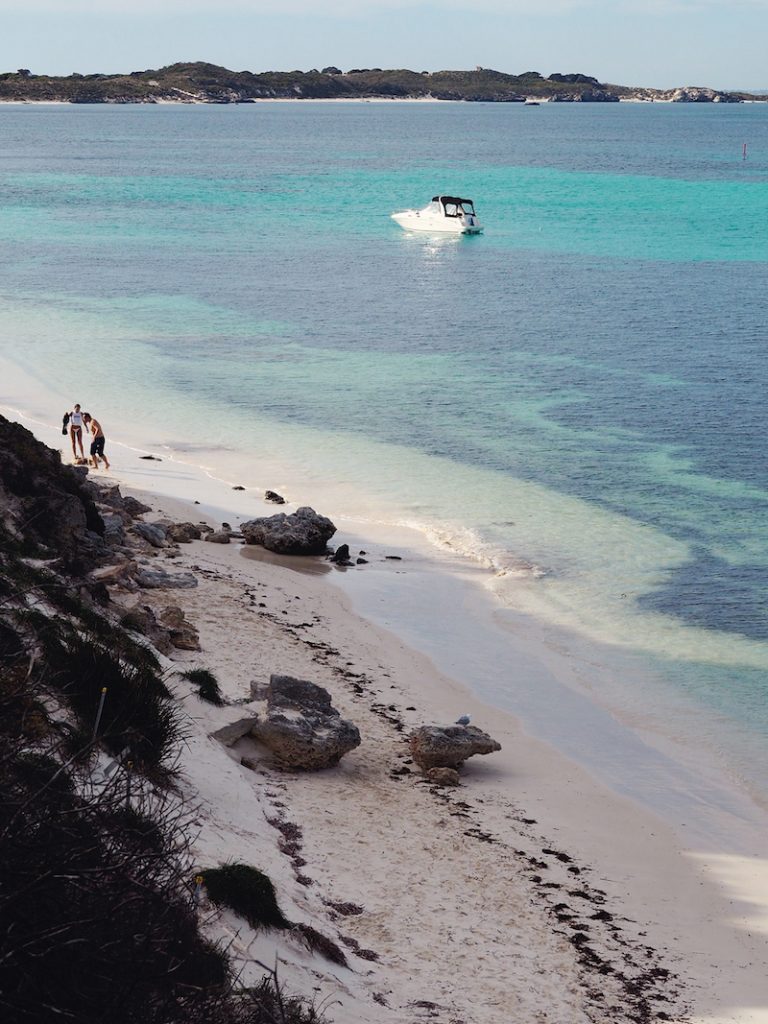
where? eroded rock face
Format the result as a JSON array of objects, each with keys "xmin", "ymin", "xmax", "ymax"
[
  {"xmin": 158, "ymin": 605, "xmax": 200, "ymax": 650},
  {"xmin": 120, "ymin": 604, "xmax": 173, "ymax": 655},
  {"xmin": 251, "ymin": 674, "xmax": 360, "ymax": 769},
  {"xmin": 409, "ymin": 725, "xmax": 501, "ymax": 772},
  {"xmin": 241, "ymin": 507, "xmax": 336, "ymax": 555}
]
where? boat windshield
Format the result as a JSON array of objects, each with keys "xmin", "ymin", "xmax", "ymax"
[{"xmin": 434, "ymin": 196, "xmax": 476, "ymax": 217}]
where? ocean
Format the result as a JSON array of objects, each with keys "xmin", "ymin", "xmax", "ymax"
[{"xmin": 1, "ymin": 99, "xmax": 767, "ymax": 806}]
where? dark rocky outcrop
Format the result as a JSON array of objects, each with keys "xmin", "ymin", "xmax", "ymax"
[
  {"xmin": 0, "ymin": 415, "xmax": 104, "ymax": 572},
  {"xmin": 264, "ymin": 490, "xmax": 286, "ymax": 504},
  {"xmin": 241, "ymin": 507, "xmax": 336, "ymax": 555},
  {"xmin": 251, "ymin": 674, "xmax": 361, "ymax": 769},
  {"xmin": 409, "ymin": 724, "xmax": 501, "ymax": 772}
]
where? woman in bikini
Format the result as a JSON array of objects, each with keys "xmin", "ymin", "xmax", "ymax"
[{"xmin": 66, "ymin": 404, "xmax": 87, "ymax": 461}]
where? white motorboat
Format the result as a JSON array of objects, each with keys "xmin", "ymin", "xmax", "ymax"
[{"xmin": 391, "ymin": 195, "xmax": 483, "ymax": 235}]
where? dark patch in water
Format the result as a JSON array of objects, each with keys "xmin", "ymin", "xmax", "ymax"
[{"xmin": 638, "ymin": 546, "xmax": 768, "ymax": 642}]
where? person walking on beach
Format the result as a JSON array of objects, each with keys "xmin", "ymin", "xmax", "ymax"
[
  {"xmin": 83, "ymin": 413, "xmax": 110, "ymax": 470},
  {"xmin": 64, "ymin": 403, "xmax": 87, "ymax": 461}
]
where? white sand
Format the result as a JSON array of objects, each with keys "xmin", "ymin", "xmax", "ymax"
[{"xmin": 3, "ymin": 395, "xmax": 768, "ymax": 1021}]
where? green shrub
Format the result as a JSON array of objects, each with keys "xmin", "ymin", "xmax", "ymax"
[
  {"xmin": 202, "ymin": 863, "xmax": 290, "ymax": 931},
  {"xmin": 0, "ymin": 738, "xmax": 232, "ymax": 1023},
  {"xmin": 41, "ymin": 633, "xmax": 180, "ymax": 778}
]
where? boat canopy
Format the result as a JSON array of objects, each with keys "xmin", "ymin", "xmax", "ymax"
[{"xmin": 432, "ymin": 195, "xmax": 476, "ymax": 216}]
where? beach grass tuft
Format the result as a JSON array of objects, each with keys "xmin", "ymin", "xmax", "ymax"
[
  {"xmin": 202, "ymin": 863, "xmax": 291, "ymax": 931},
  {"xmin": 181, "ymin": 667, "xmax": 225, "ymax": 706}
]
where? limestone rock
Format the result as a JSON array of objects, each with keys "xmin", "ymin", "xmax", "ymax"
[
  {"xmin": 136, "ymin": 568, "xmax": 198, "ymax": 589},
  {"xmin": 210, "ymin": 706, "xmax": 262, "ymax": 747},
  {"xmin": 241, "ymin": 506, "xmax": 336, "ymax": 555},
  {"xmin": 122, "ymin": 495, "xmax": 152, "ymax": 518},
  {"xmin": 158, "ymin": 605, "xmax": 201, "ymax": 650},
  {"xmin": 167, "ymin": 521, "xmax": 202, "ymax": 543},
  {"xmin": 409, "ymin": 724, "xmax": 501, "ymax": 772},
  {"xmin": 100, "ymin": 512, "xmax": 126, "ymax": 546},
  {"xmin": 426, "ymin": 767, "xmax": 461, "ymax": 787},
  {"xmin": 89, "ymin": 560, "xmax": 136, "ymax": 585},
  {"xmin": 133, "ymin": 522, "xmax": 166, "ymax": 548},
  {"xmin": 250, "ymin": 673, "xmax": 360, "ymax": 770},
  {"xmin": 82, "ymin": 480, "xmax": 124, "ymax": 509},
  {"xmin": 120, "ymin": 605, "xmax": 173, "ymax": 655},
  {"xmin": 204, "ymin": 530, "xmax": 231, "ymax": 544}
]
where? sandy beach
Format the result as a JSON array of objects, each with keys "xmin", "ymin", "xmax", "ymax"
[{"xmin": 2, "ymin": 381, "xmax": 768, "ymax": 1023}]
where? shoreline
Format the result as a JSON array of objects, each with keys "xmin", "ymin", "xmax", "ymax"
[
  {"xmin": 2, "ymin": 357, "xmax": 766, "ymax": 832},
  {"xmin": 108, "ymin": 480, "xmax": 767, "ymax": 1023},
  {"xmin": 2, "ymin": 97, "xmax": 766, "ymax": 107},
  {"xmin": 3, "ymin": 399, "xmax": 768, "ymax": 1017}
]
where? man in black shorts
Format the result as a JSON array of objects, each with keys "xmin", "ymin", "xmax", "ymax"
[{"xmin": 82, "ymin": 414, "xmax": 110, "ymax": 470}]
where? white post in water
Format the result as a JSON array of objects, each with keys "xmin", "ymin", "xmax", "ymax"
[{"xmin": 92, "ymin": 687, "xmax": 108, "ymax": 743}]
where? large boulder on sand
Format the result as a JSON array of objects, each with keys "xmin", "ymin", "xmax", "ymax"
[
  {"xmin": 241, "ymin": 507, "xmax": 336, "ymax": 555},
  {"xmin": 251, "ymin": 674, "xmax": 360, "ymax": 770},
  {"xmin": 409, "ymin": 724, "xmax": 501, "ymax": 772}
]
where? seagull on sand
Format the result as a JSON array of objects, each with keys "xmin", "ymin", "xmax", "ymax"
[{"xmin": 455, "ymin": 714, "xmax": 472, "ymax": 726}]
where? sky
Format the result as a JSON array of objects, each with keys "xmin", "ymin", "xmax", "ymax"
[{"xmin": 0, "ymin": 0, "xmax": 765, "ymax": 91}]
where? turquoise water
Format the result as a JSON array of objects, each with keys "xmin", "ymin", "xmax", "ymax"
[{"xmin": 1, "ymin": 102, "xmax": 767, "ymax": 785}]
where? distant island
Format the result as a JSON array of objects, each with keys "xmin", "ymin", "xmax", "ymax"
[{"xmin": 0, "ymin": 63, "xmax": 763, "ymax": 104}]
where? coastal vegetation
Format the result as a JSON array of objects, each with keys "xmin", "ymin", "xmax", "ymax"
[
  {"xmin": 0, "ymin": 62, "xmax": 758, "ymax": 103},
  {"xmin": 0, "ymin": 415, "xmax": 327, "ymax": 1023},
  {"xmin": 181, "ymin": 666, "xmax": 226, "ymax": 706}
]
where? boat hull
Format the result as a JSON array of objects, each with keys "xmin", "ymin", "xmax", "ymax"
[{"xmin": 391, "ymin": 211, "xmax": 483, "ymax": 235}]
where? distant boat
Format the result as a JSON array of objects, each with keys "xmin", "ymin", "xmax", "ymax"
[
  {"xmin": 391, "ymin": 196, "xmax": 484, "ymax": 235},
  {"xmin": 524, "ymin": 100, "xmax": 540, "ymax": 106}
]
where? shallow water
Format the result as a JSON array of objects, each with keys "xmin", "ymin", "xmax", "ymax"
[{"xmin": 1, "ymin": 100, "xmax": 767, "ymax": 795}]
